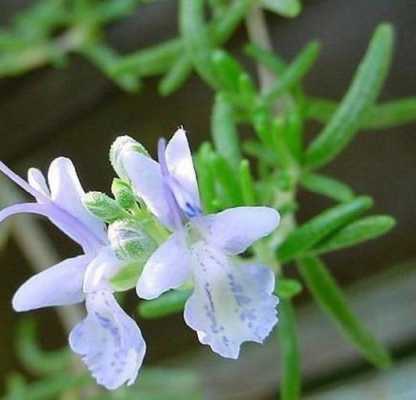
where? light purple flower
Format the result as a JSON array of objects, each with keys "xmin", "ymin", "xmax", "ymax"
[
  {"xmin": 119, "ymin": 129, "xmax": 280, "ymax": 359},
  {"xmin": 0, "ymin": 158, "xmax": 145, "ymax": 390}
]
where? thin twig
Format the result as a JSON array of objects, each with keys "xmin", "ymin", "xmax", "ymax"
[{"xmin": 245, "ymin": 6, "xmax": 293, "ymax": 112}]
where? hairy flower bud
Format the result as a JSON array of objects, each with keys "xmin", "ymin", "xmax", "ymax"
[
  {"xmin": 108, "ymin": 219, "xmax": 157, "ymax": 261},
  {"xmin": 111, "ymin": 178, "xmax": 137, "ymax": 210},
  {"xmin": 110, "ymin": 135, "xmax": 149, "ymax": 180},
  {"xmin": 83, "ymin": 191, "xmax": 125, "ymax": 223}
]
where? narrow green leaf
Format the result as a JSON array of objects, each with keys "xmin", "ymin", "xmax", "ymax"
[
  {"xmin": 180, "ymin": 0, "xmax": 217, "ymax": 86},
  {"xmin": 81, "ymin": 43, "xmax": 141, "ymax": 92},
  {"xmin": 300, "ymin": 172, "xmax": 355, "ymax": 202},
  {"xmin": 244, "ymin": 42, "xmax": 286, "ymax": 75},
  {"xmin": 305, "ymin": 24, "xmax": 395, "ymax": 168},
  {"xmin": 279, "ymin": 298, "xmax": 301, "ymax": 400},
  {"xmin": 212, "ymin": 93, "xmax": 241, "ymax": 168},
  {"xmin": 159, "ymin": 0, "xmax": 253, "ymax": 94},
  {"xmin": 277, "ymin": 196, "xmax": 373, "ymax": 262},
  {"xmin": 94, "ymin": 0, "xmax": 140, "ymax": 23},
  {"xmin": 276, "ymin": 278, "xmax": 303, "ymax": 299},
  {"xmin": 263, "ymin": 41, "xmax": 320, "ymax": 104},
  {"xmin": 211, "ymin": 50, "xmax": 247, "ymax": 94},
  {"xmin": 209, "ymin": 152, "xmax": 243, "ymax": 206},
  {"xmin": 284, "ymin": 109, "xmax": 303, "ymax": 161},
  {"xmin": 297, "ymin": 256, "xmax": 391, "ymax": 368},
  {"xmin": 16, "ymin": 374, "xmax": 88, "ymax": 400},
  {"xmin": 252, "ymin": 110, "xmax": 296, "ymax": 169},
  {"xmin": 111, "ymin": 38, "xmax": 183, "ymax": 78},
  {"xmin": 212, "ymin": 0, "xmax": 253, "ymax": 43},
  {"xmin": 307, "ymin": 96, "xmax": 416, "ymax": 130},
  {"xmin": 239, "ymin": 159, "xmax": 257, "ymax": 205},
  {"xmin": 139, "ymin": 289, "xmax": 192, "ymax": 319},
  {"xmin": 364, "ymin": 97, "xmax": 416, "ymax": 129},
  {"xmin": 242, "ymin": 140, "xmax": 278, "ymax": 164},
  {"xmin": 311, "ymin": 215, "xmax": 395, "ymax": 255},
  {"xmin": 262, "ymin": 0, "xmax": 302, "ymax": 18},
  {"xmin": 158, "ymin": 57, "xmax": 193, "ymax": 96},
  {"xmin": 195, "ymin": 142, "xmax": 218, "ymax": 213}
]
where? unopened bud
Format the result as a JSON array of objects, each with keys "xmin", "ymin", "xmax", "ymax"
[
  {"xmin": 83, "ymin": 191, "xmax": 125, "ymax": 223},
  {"xmin": 110, "ymin": 135, "xmax": 149, "ymax": 180},
  {"xmin": 111, "ymin": 178, "xmax": 137, "ymax": 210},
  {"xmin": 108, "ymin": 219, "xmax": 157, "ymax": 261}
]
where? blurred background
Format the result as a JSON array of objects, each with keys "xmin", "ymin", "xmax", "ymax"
[{"xmin": 0, "ymin": 0, "xmax": 415, "ymax": 398}]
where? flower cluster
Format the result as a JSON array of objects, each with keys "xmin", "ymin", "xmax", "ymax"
[{"xmin": 0, "ymin": 128, "xmax": 280, "ymax": 390}]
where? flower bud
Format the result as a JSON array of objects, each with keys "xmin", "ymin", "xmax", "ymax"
[
  {"xmin": 108, "ymin": 219, "xmax": 157, "ymax": 261},
  {"xmin": 110, "ymin": 135, "xmax": 149, "ymax": 180},
  {"xmin": 111, "ymin": 178, "xmax": 137, "ymax": 210},
  {"xmin": 83, "ymin": 191, "xmax": 125, "ymax": 223}
]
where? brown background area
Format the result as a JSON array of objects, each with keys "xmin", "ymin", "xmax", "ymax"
[{"xmin": 0, "ymin": 0, "xmax": 415, "ymax": 397}]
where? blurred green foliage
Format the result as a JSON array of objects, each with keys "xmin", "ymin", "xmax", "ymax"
[{"xmin": 2, "ymin": 1, "xmax": 416, "ymax": 399}]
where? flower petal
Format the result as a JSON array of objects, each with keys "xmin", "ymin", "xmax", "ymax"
[
  {"xmin": 122, "ymin": 151, "xmax": 173, "ymax": 228},
  {"xmin": 193, "ymin": 206, "xmax": 280, "ymax": 255},
  {"xmin": 0, "ymin": 202, "xmax": 99, "ymax": 253},
  {"xmin": 12, "ymin": 254, "xmax": 92, "ymax": 311},
  {"xmin": 165, "ymin": 128, "xmax": 201, "ymax": 216},
  {"xmin": 136, "ymin": 232, "xmax": 191, "ymax": 300},
  {"xmin": 83, "ymin": 247, "xmax": 122, "ymax": 293},
  {"xmin": 48, "ymin": 157, "xmax": 107, "ymax": 243},
  {"xmin": 69, "ymin": 290, "xmax": 146, "ymax": 390},
  {"xmin": 184, "ymin": 243, "xmax": 278, "ymax": 359},
  {"xmin": 27, "ymin": 168, "xmax": 50, "ymax": 198}
]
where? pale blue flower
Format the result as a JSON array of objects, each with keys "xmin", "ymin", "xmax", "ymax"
[
  {"xmin": 0, "ymin": 158, "xmax": 145, "ymax": 390},
  {"xmin": 118, "ymin": 129, "xmax": 280, "ymax": 359}
]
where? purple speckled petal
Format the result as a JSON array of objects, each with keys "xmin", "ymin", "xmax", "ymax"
[
  {"xmin": 12, "ymin": 254, "xmax": 92, "ymax": 311},
  {"xmin": 165, "ymin": 129, "xmax": 201, "ymax": 217},
  {"xmin": 136, "ymin": 232, "xmax": 191, "ymax": 300},
  {"xmin": 184, "ymin": 243, "xmax": 278, "ymax": 359},
  {"xmin": 193, "ymin": 207, "xmax": 280, "ymax": 255},
  {"xmin": 69, "ymin": 290, "xmax": 146, "ymax": 390},
  {"xmin": 83, "ymin": 247, "xmax": 123, "ymax": 293}
]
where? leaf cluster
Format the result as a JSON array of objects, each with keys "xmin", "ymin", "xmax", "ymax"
[{"xmin": 2, "ymin": 1, "xmax": 416, "ymax": 400}]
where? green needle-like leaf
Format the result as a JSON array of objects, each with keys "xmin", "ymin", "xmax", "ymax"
[
  {"xmin": 262, "ymin": 0, "xmax": 302, "ymax": 18},
  {"xmin": 111, "ymin": 38, "xmax": 183, "ymax": 78},
  {"xmin": 180, "ymin": 0, "xmax": 217, "ymax": 86},
  {"xmin": 159, "ymin": 0, "xmax": 253, "ymax": 94},
  {"xmin": 158, "ymin": 57, "xmax": 193, "ymax": 96},
  {"xmin": 305, "ymin": 24, "xmax": 395, "ymax": 168},
  {"xmin": 311, "ymin": 215, "xmax": 395, "ymax": 255},
  {"xmin": 239, "ymin": 159, "xmax": 257, "ymax": 205},
  {"xmin": 300, "ymin": 172, "xmax": 355, "ymax": 203},
  {"xmin": 195, "ymin": 142, "xmax": 218, "ymax": 213},
  {"xmin": 277, "ymin": 196, "xmax": 373, "ymax": 263},
  {"xmin": 209, "ymin": 152, "xmax": 244, "ymax": 206},
  {"xmin": 297, "ymin": 256, "xmax": 391, "ymax": 368},
  {"xmin": 244, "ymin": 42, "xmax": 286, "ymax": 75},
  {"xmin": 276, "ymin": 278, "xmax": 303, "ymax": 299},
  {"xmin": 279, "ymin": 298, "xmax": 301, "ymax": 400},
  {"xmin": 212, "ymin": 93, "xmax": 241, "ymax": 168},
  {"xmin": 139, "ymin": 289, "xmax": 192, "ymax": 319},
  {"xmin": 284, "ymin": 109, "xmax": 304, "ymax": 161},
  {"xmin": 263, "ymin": 41, "xmax": 319, "ymax": 104},
  {"xmin": 307, "ymin": 96, "xmax": 416, "ymax": 130}
]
